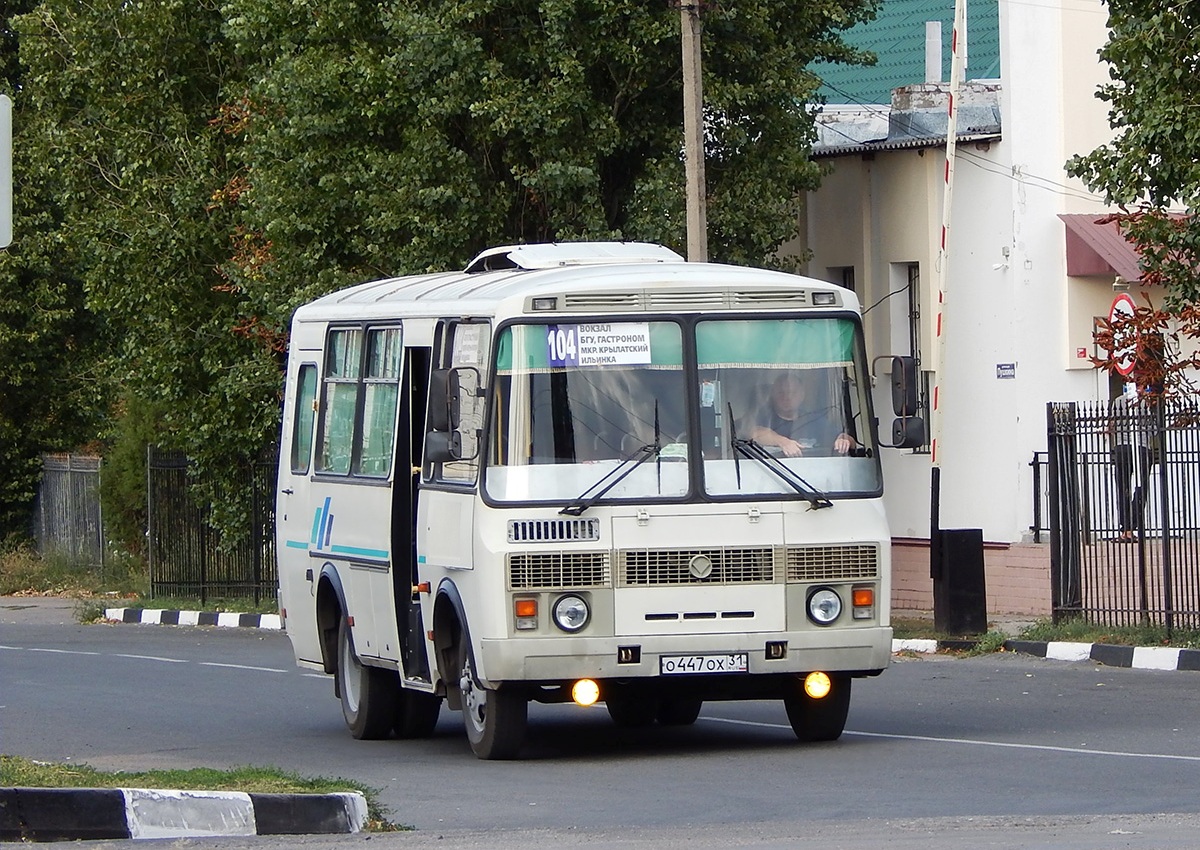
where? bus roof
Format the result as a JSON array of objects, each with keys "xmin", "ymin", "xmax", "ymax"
[{"xmin": 293, "ymin": 242, "xmax": 860, "ymax": 322}]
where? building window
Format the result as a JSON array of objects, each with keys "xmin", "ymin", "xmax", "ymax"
[{"xmin": 828, "ymin": 266, "xmax": 856, "ymax": 294}]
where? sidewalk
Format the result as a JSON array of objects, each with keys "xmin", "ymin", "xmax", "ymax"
[{"xmin": 0, "ymin": 594, "xmax": 81, "ymax": 626}]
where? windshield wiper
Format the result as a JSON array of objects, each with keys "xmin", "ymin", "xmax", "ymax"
[
  {"xmin": 559, "ymin": 442, "xmax": 661, "ymax": 516},
  {"xmin": 726, "ymin": 401, "xmax": 833, "ymax": 510},
  {"xmin": 560, "ymin": 402, "xmax": 662, "ymax": 517}
]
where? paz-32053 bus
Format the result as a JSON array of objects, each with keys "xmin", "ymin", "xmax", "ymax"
[{"xmin": 275, "ymin": 242, "xmax": 922, "ymax": 759}]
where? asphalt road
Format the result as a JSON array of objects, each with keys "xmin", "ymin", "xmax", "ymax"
[{"xmin": 3, "ymin": 605, "xmax": 1200, "ymax": 847}]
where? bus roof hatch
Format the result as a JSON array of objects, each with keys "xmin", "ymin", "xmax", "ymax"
[{"xmin": 465, "ymin": 242, "xmax": 683, "ymax": 274}]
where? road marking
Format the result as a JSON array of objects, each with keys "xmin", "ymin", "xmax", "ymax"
[
  {"xmin": 1, "ymin": 646, "xmax": 100, "ymax": 656},
  {"xmin": 1, "ymin": 645, "xmax": 280, "ymax": 672},
  {"xmin": 200, "ymin": 662, "xmax": 288, "ymax": 674},
  {"xmin": 702, "ymin": 716, "xmax": 1200, "ymax": 763}
]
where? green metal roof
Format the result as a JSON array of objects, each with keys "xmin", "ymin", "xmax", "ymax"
[{"xmin": 814, "ymin": 0, "xmax": 1001, "ymax": 105}]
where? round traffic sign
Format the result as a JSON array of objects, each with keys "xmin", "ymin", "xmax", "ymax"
[{"xmin": 1109, "ymin": 292, "xmax": 1137, "ymax": 377}]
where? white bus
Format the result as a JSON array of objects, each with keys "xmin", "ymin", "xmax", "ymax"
[{"xmin": 276, "ymin": 242, "xmax": 922, "ymax": 759}]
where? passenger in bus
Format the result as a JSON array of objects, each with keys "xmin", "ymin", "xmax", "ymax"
[{"xmin": 750, "ymin": 371, "xmax": 857, "ymax": 457}]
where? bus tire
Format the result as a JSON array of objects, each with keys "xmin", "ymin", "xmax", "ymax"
[
  {"xmin": 657, "ymin": 697, "xmax": 703, "ymax": 726},
  {"xmin": 783, "ymin": 675, "xmax": 851, "ymax": 742},
  {"xmin": 394, "ymin": 690, "xmax": 442, "ymax": 739},
  {"xmin": 459, "ymin": 648, "xmax": 526, "ymax": 759},
  {"xmin": 605, "ymin": 696, "xmax": 658, "ymax": 727},
  {"xmin": 337, "ymin": 618, "xmax": 397, "ymax": 740}
]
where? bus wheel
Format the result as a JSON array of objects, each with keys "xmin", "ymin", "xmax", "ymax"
[
  {"xmin": 459, "ymin": 649, "xmax": 526, "ymax": 759},
  {"xmin": 394, "ymin": 690, "xmax": 442, "ymax": 739},
  {"xmin": 605, "ymin": 696, "xmax": 658, "ymax": 727},
  {"xmin": 657, "ymin": 697, "xmax": 703, "ymax": 726},
  {"xmin": 783, "ymin": 676, "xmax": 851, "ymax": 742},
  {"xmin": 337, "ymin": 618, "xmax": 397, "ymax": 740}
]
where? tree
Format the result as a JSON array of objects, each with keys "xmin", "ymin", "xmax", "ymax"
[
  {"xmin": 0, "ymin": 0, "xmax": 109, "ymax": 539},
  {"xmin": 222, "ymin": 0, "xmax": 877, "ymax": 289},
  {"xmin": 1067, "ymin": 1, "xmax": 1200, "ymax": 395},
  {"xmin": 12, "ymin": 0, "xmax": 280, "ymax": 534},
  {"xmin": 8, "ymin": 0, "xmax": 878, "ymax": 542}
]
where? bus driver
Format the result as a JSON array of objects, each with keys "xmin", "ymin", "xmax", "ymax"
[{"xmin": 750, "ymin": 371, "xmax": 858, "ymax": 457}]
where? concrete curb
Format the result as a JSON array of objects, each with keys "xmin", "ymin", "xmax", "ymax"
[
  {"xmin": 104, "ymin": 607, "xmax": 282, "ymax": 630},
  {"xmin": 0, "ymin": 787, "xmax": 366, "ymax": 841},
  {"xmin": 893, "ymin": 638, "xmax": 1200, "ymax": 672}
]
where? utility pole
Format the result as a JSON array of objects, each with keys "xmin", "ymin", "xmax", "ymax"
[{"xmin": 679, "ymin": 2, "xmax": 708, "ymax": 262}]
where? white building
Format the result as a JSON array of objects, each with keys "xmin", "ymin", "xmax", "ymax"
[{"xmin": 790, "ymin": 0, "xmax": 1146, "ymax": 616}]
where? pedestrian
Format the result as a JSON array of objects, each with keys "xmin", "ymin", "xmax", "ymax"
[{"xmin": 1109, "ymin": 384, "xmax": 1152, "ymax": 542}]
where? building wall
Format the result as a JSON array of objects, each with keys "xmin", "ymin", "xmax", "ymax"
[
  {"xmin": 801, "ymin": 0, "xmax": 1118, "ymax": 552},
  {"xmin": 796, "ymin": 1, "xmax": 1135, "ymax": 616},
  {"xmin": 892, "ymin": 540, "xmax": 1052, "ymax": 617}
]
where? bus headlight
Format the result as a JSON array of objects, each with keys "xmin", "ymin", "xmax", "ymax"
[
  {"xmin": 807, "ymin": 588, "xmax": 842, "ymax": 626},
  {"xmin": 552, "ymin": 594, "xmax": 590, "ymax": 633}
]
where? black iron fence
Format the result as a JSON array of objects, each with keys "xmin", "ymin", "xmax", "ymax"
[
  {"xmin": 1047, "ymin": 399, "xmax": 1200, "ymax": 633},
  {"xmin": 146, "ymin": 447, "xmax": 277, "ymax": 605}
]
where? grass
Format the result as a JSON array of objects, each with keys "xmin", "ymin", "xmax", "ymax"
[
  {"xmin": 893, "ymin": 614, "xmax": 1200, "ymax": 650},
  {"xmin": 0, "ymin": 542, "xmax": 276, "ymax": 621},
  {"xmin": 0, "ymin": 756, "xmax": 401, "ymax": 831},
  {"xmin": 0, "ymin": 543, "xmax": 145, "ymax": 600}
]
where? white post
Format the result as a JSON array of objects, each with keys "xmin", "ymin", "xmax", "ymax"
[
  {"xmin": 930, "ymin": 0, "xmax": 967, "ymax": 473},
  {"xmin": 1, "ymin": 94, "xmax": 12, "ymax": 249}
]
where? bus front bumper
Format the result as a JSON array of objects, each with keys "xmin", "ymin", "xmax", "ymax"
[{"xmin": 476, "ymin": 626, "xmax": 893, "ymax": 687}]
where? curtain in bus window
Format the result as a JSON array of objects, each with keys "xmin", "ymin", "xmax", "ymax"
[
  {"xmin": 318, "ymin": 329, "xmax": 363, "ymax": 474},
  {"xmin": 290, "ymin": 364, "xmax": 318, "ymax": 473},
  {"xmin": 357, "ymin": 328, "xmax": 402, "ymax": 477}
]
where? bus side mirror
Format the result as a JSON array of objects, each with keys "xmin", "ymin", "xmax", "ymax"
[
  {"xmin": 891, "ymin": 356, "xmax": 919, "ymax": 417},
  {"xmin": 424, "ymin": 429, "xmax": 462, "ymax": 464},
  {"xmin": 428, "ymin": 368, "xmax": 462, "ymax": 432},
  {"xmin": 892, "ymin": 416, "xmax": 926, "ymax": 449}
]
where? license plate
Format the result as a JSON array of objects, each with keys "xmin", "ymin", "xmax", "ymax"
[{"xmin": 660, "ymin": 653, "xmax": 749, "ymax": 675}]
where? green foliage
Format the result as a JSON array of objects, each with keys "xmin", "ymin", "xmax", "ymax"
[
  {"xmin": 98, "ymin": 396, "xmax": 169, "ymax": 555},
  {"xmin": 1066, "ymin": 2, "xmax": 1200, "ymax": 308},
  {"xmin": 6, "ymin": 0, "xmax": 878, "ymax": 542}
]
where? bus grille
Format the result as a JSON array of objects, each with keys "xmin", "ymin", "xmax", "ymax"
[
  {"xmin": 507, "ymin": 552, "xmax": 611, "ymax": 590},
  {"xmin": 619, "ymin": 547, "xmax": 779, "ymax": 586},
  {"xmin": 785, "ymin": 544, "xmax": 879, "ymax": 582},
  {"xmin": 508, "ymin": 518, "xmax": 600, "ymax": 543}
]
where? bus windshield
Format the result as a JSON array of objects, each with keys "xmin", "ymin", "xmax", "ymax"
[
  {"xmin": 696, "ymin": 318, "xmax": 881, "ymax": 498},
  {"xmin": 483, "ymin": 316, "xmax": 880, "ymax": 505},
  {"xmin": 485, "ymin": 321, "xmax": 689, "ymax": 503}
]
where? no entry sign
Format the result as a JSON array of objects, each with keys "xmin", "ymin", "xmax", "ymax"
[{"xmin": 1109, "ymin": 292, "xmax": 1137, "ymax": 377}]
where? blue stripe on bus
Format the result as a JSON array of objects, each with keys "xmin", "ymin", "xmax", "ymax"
[
  {"xmin": 285, "ymin": 540, "xmax": 310, "ymax": 550},
  {"xmin": 330, "ymin": 544, "xmax": 390, "ymax": 560}
]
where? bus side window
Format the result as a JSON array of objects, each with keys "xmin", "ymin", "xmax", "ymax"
[
  {"xmin": 355, "ymin": 327, "xmax": 402, "ymax": 477},
  {"xmin": 317, "ymin": 328, "xmax": 363, "ymax": 475},
  {"xmin": 290, "ymin": 364, "xmax": 318, "ymax": 473}
]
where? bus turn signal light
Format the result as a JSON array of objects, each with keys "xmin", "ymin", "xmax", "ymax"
[
  {"xmin": 515, "ymin": 598, "xmax": 538, "ymax": 630},
  {"xmin": 852, "ymin": 586, "xmax": 874, "ymax": 620}
]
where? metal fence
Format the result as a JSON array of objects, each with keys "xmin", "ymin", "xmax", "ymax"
[
  {"xmin": 1047, "ymin": 399, "xmax": 1200, "ymax": 633},
  {"xmin": 146, "ymin": 447, "xmax": 277, "ymax": 605},
  {"xmin": 34, "ymin": 454, "xmax": 104, "ymax": 567}
]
